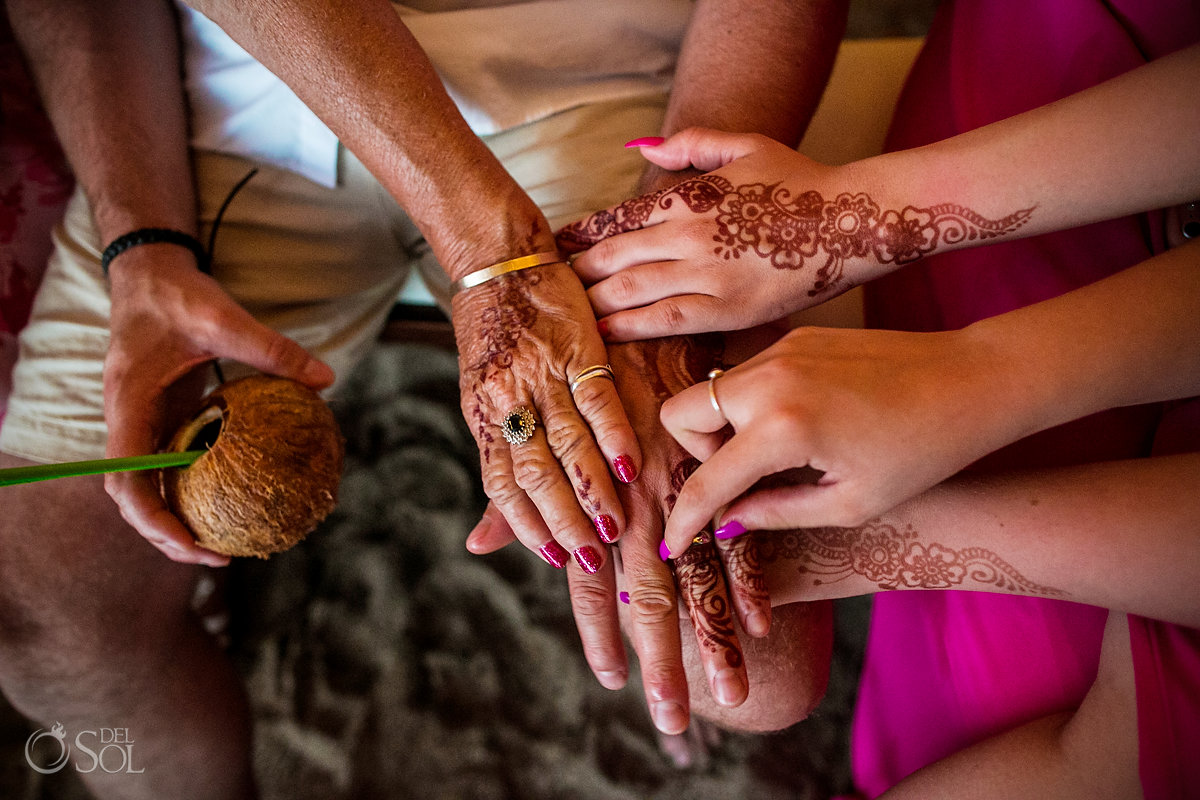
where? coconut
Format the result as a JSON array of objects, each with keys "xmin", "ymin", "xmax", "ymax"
[{"xmin": 161, "ymin": 374, "xmax": 344, "ymax": 558}]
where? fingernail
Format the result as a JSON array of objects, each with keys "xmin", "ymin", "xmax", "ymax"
[
  {"xmin": 714, "ymin": 519, "xmax": 747, "ymax": 540},
  {"xmin": 593, "ymin": 514, "xmax": 618, "ymax": 544},
  {"xmin": 659, "ymin": 540, "xmax": 672, "ymax": 561},
  {"xmin": 713, "ymin": 667, "xmax": 748, "ymax": 707},
  {"xmin": 539, "ymin": 540, "xmax": 570, "ymax": 569},
  {"xmin": 650, "ymin": 701, "xmax": 689, "ymax": 735},
  {"xmin": 597, "ymin": 318, "xmax": 611, "ymax": 339},
  {"xmin": 595, "ymin": 669, "xmax": 628, "ymax": 691},
  {"xmin": 613, "ymin": 454, "xmax": 637, "ymax": 483},
  {"xmin": 302, "ymin": 359, "xmax": 335, "ymax": 386},
  {"xmin": 746, "ymin": 611, "xmax": 771, "ymax": 638},
  {"xmin": 625, "ymin": 136, "xmax": 666, "ymax": 148},
  {"xmin": 619, "ymin": 590, "xmax": 630, "ymax": 604},
  {"xmin": 574, "ymin": 545, "xmax": 602, "ymax": 574}
]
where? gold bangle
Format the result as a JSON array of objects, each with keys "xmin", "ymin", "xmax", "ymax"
[{"xmin": 451, "ymin": 251, "xmax": 564, "ymax": 294}]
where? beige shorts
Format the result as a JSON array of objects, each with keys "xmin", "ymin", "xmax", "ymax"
[{"xmin": 0, "ymin": 95, "xmax": 666, "ymax": 463}]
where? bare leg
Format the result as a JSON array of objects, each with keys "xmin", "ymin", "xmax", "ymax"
[{"xmin": 0, "ymin": 454, "xmax": 256, "ymax": 799}]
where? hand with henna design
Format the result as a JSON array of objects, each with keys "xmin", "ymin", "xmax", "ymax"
[
  {"xmin": 560, "ymin": 128, "xmax": 1034, "ymax": 342},
  {"xmin": 452, "ymin": 255, "xmax": 642, "ymax": 577},
  {"xmin": 465, "ymin": 335, "xmax": 823, "ymax": 735}
]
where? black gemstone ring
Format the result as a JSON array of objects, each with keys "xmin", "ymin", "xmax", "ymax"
[{"xmin": 501, "ymin": 406, "xmax": 538, "ymax": 446}]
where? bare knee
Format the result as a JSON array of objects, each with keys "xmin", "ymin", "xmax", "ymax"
[{"xmin": 686, "ymin": 601, "xmax": 834, "ymax": 733}]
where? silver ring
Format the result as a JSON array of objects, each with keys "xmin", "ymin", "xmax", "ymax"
[
  {"xmin": 706, "ymin": 368, "xmax": 728, "ymax": 422},
  {"xmin": 568, "ymin": 364, "xmax": 615, "ymax": 394},
  {"xmin": 501, "ymin": 406, "xmax": 538, "ymax": 446}
]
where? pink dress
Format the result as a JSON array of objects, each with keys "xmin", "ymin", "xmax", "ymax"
[{"xmin": 854, "ymin": 0, "xmax": 1200, "ymax": 795}]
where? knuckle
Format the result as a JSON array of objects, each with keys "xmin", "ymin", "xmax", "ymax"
[
  {"xmin": 511, "ymin": 449, "xmax": 564, "ymax": 498},
  {"xmin": 627, "ymin": 586, "xmax": 678, "ymax": 626},
  {"xmin": 654, "ymin": 299, "xmax": 687, "ymax": 333},
  {"xmin": 570, "ymin": 581, "xmax": 614, "ymax": 619},
  {"xmin": 610, "ymin": 269, "xmax": 640, "ymax": 304}
]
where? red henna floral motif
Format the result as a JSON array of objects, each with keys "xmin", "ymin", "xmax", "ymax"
[
  {"xmin": 557, "ymin": 177, "xmax": 1034, "ymax": 298},
  {"xmin": 759, "ymin": 521, "xmax": 1062, "ymax": 596}
]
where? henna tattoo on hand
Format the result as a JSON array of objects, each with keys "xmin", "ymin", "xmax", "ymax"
[
  {"xmin": 717, "ymin": 533, "xmax": 769, "ymax": 617},
  {"xmin": 560, "ymin": 177, "xmax": 1035, "ymax": 296},
  {"xmin": 758, "ymin": 520, "xmax": 1064, "ymax": 596},
  {"xmin": 675, "ymin": 541, "xmax": 744, "ymax": 669},
  {"xmin": 466, "ymin": 271, "xmax": 541, "ymax": 375}
]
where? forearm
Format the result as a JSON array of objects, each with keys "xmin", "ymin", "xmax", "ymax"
[
  {"xmin": 640, "ymin": 0, "xmax": 846, "ymax": 191},
  {"xmin": 854, "ymin": 42, "xmax": 1200, "ymax": 242},
  {"xmin": 968, "ymin": 239, "xmax": 1200, "ymax": 435},
  {"xmin": 761, "ymin": 452, "xmax": 1200, "ymax": 627},
  {"xmin": 7, "ymin": 0, "xmax": 195, "ymax": 241},
  {"xmin": 662, "ymin": 0, "xmax": 846, "ymax": 143},
  {"xmin": 185, "ymin": 0, "xmax": 552, "ymax": 277}
]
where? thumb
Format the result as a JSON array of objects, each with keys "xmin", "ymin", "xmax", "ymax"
[
  {"xmin": 638, "ymin": 127, "xmax": 768, "ymax": 173},
  {"xmin": 215, "ymin": 314, "xmax": 335, "ymax": 390}
]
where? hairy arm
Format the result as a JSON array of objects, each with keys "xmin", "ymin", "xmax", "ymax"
[
  {"xmin": 7, "ymin": 0, "xmax": 193, "ymax": 240},
  {"xmin": 635, "ymin": 0, "xmax": 846, "ymax": 190},
  {"xmin": 759, "ymin": 452, "xmax": 1200, "ymax": 628},
  {"xmin": 184, "ymin": 0, "xmax": 553, "ymax": 273}
]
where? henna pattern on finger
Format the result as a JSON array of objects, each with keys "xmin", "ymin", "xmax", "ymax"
[
  {"xmin": 758, "ymin": 520, "xmax": 1064, "ymax": 596},
  {"xmin": 717, "ymin": 534, "xmax": 769, "ymax": 613},
  {"xmin": 558, "ymin": 177, "xmax": 1035, "ymax": 296},
  {"xmin": 675, "ymin": 541, "xmax": 744, "ymax": 669}
]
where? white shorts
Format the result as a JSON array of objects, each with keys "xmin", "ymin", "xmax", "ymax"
[{"xmin": 0, "ymin": 95, "xmax": 666, "ymax": 463}]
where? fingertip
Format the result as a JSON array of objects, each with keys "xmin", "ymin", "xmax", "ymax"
[
  {"xmin": 650, "ymin": 701, "xmax": 690, "ymax": 735},
  {"xmin": 624, "ymin": 136, "xmax": 665, "ymax": 148},
  {"xmin": 301, "ymin": 358, "xmax": 336, "ymax": 389}
]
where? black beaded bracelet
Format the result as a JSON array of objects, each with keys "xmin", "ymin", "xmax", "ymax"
[{"xmin": 100, "ymin": 228, "xmax": 211, "ymax": 278}]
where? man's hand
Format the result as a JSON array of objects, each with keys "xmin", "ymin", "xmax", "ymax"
[{"xmin": 103, "ymin": 246, "xmax": 334, "ymax": 566}]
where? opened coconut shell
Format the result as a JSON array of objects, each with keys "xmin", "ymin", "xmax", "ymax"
[{"xmin": 161, "ymin": 375, "xmax": 344, "ymax": 558}]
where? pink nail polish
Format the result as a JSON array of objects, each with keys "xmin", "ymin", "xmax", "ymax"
[
  {"xmin": 593, "ymin": 514, "xmax": 618, "ymax": 544},
  {"xmin": 613, "ymin": 455, "xmax": 637, "ymax": 484},
  {"xmin": 574, "ymin": 545, "xmax": 602, "ymax": 574},
  {"xmin": 539, "ymin": 541, "xmax": 569, "ymax": 569},
  {"xmin": 619, "ymin": 591, "xmax": 630, "ymax": 604},
  {"xmin": 714, "ymin": 519, "xmax": 747, "ymax": 540},
  {"xmin": 659, "ymin": 540, "xmax": 671, "ymax": 561},
  {"xmin": 624, "ymin": 136, "xmax": 666, "ymax": 148}
]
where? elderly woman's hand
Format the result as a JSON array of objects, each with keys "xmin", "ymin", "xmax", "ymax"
[
  {"xmin": 469, "ymin": 335, "xmax": 775, "ymax": 734},
  {"xmin": 451, "ymin": 258, "xmax": 641, "ymax": 575}
]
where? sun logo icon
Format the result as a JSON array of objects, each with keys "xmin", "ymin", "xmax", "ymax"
[{"xmin": 25, "ymin": 721, "xmax": 71, "ymax": 774}]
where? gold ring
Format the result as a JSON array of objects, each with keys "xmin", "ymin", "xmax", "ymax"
[
  {"xmin": 692, "ymin": 531, "xmax": 713, "ymax": 546},
  {"xmin": 706, "ymin": 368, "xmax": 727, "ymax": 422},
  {"xmin": 568, "ymin": 364, "xmax": 615, "ymax": 394},
  {"xmin": 500, "ymin": 406, "xmax": 538, "ymax": 446}
]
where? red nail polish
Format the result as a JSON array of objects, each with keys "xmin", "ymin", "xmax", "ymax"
[
  {"xmin": 597, "ymin": 318, "xmax": 611, "ymax": 339},
  {"xmin": 593, "ymin": 514, "xmax": 618, "ymax": 544},
  {"xmin": 574, "ymin": 545, "xmax": 602, "ymax": 574},
  {"xmin": 624, "ymin": 136, "xmax": 666, "ymax": 148},
  {"xmin": 539, "ymin": 541, "xmax": 569, "ymax": 569},
  {"xmin": 612, "ymin": 455, "xmax": 637, "ymax": 483}
]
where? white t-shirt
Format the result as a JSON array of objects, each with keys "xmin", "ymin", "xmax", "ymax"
[{"xmin": 178, "ymin": 0, "xmax": 692, "ymax": 187}]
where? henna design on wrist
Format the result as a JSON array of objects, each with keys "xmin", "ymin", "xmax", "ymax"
[
  {"xmin": 758, "ymin": 521, "xmax": 1063, "ymax": 596},
  {"xmin": 560, "ymin": 177, "xmax": 1034, "ymax": 296}
]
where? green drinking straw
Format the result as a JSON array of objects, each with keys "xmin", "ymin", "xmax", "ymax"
[{"xmin": 0, "ymin": 450, "xmax": 205, "ymax": 487}]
